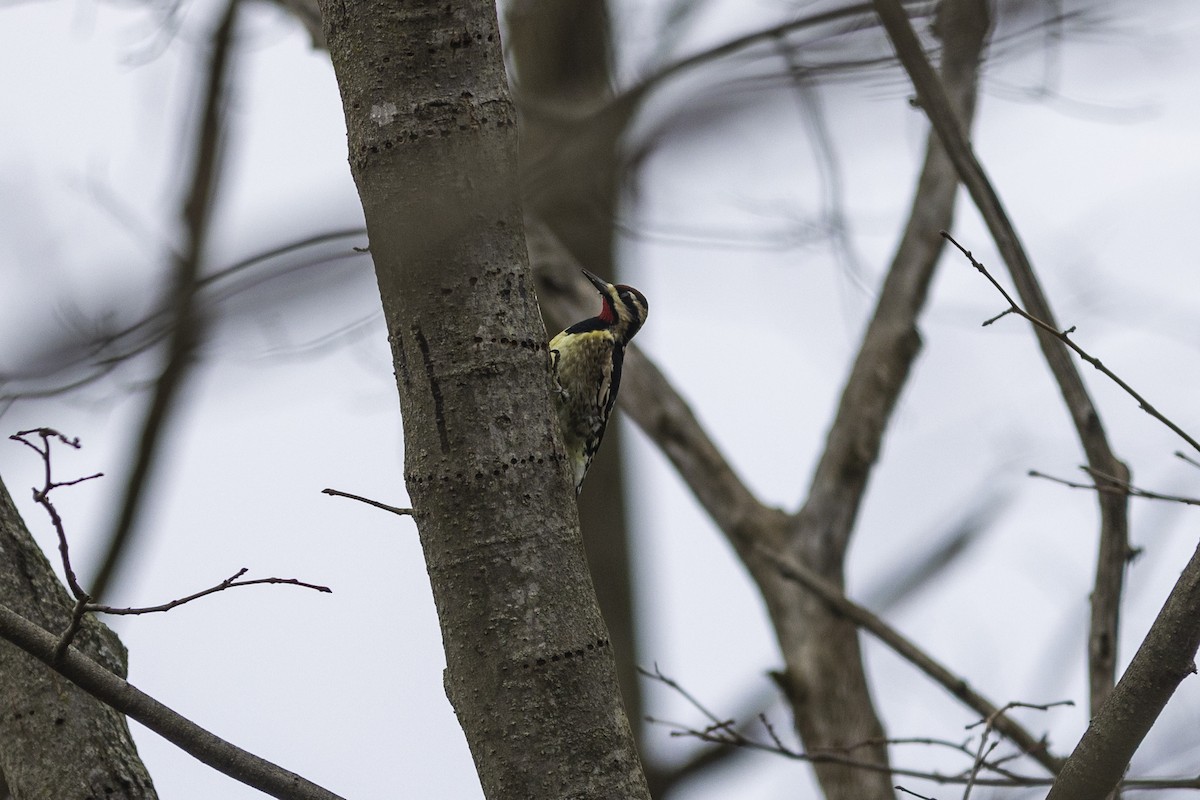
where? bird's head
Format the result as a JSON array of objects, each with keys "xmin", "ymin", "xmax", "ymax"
[{"xmin": 582, "ymin": 269, "xmax": 648, "ymax": 345}]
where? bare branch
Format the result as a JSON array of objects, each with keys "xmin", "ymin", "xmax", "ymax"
[
  {"xmin": 10, "ymin": 428, "xmax": 97, "ymax": 601},
  {"xmin": 645, "ymin": 666, "xmax": 1200, "ymax": 792},
  {"xmin": 1044, "ymin": 532, "xmax": 1200, "ymax": 799},
  {"xmin": 1029, "ymin": 469, "xmax": 1200, "ymax": 508},
  {"xmin": 764, "ymin": 6, "xmax": 994, "ymax": 793},
  {"xmin": 962, "ymin": 701, "xmax": 1072, "ymax": 800},
  {"xmin": 95, "ymin": 569, "xmax": 332, "ymax": 616},
  {"xmin": 643, "ymin": 664, "xmax": 1054, "ymax": 788},
  {"xmin": 0, "ymin": 228, "xmax": 369, "ymax": 407},
  {"xmin": 644, "ymin": 683, "xmax": 776, "ymax": 797},
  {"xmin": 90, "ymin": 0, "xmax": 241, "ymax": 602},
  {"xmin": 10, "ymin": 428, "xmax": 330, "ymax": 660},
  {"xmin": 943, "ymin": 232, "xmax": 1200, "ymax": 455},
  {"xmin": 754, "ymin": 543, "xmax": 1066, "ymax": 774},
  {"xmin": 638, "ymin": 665, "xmax": 727, "ymax": 729},
  {"xmin": 0, "ymin": 602, "xmax": 345, "ymax": 800},
  {"xmin": 321, "ymin": 487, "xmax": 415, "ymax": 517}
]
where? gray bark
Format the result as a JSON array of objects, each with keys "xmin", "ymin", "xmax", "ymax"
[
  {"xmin": 0, "ymin": 478, "xmax": 156, "ymax": 800},
  {"xmin": 317, "ymin": 2, "xmax": 650, "ymax": 798},
  {"xmin": 1045, "ymin": 536, "xmax": 1200, "ymax": 799}
]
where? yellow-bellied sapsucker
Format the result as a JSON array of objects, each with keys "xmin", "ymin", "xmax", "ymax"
[{"xmin": 550, "ymin": 269, "xmax": 649, "ymax": 494}]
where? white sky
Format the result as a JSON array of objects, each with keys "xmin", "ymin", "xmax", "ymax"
[{"xmin": 2, "ymin": 1, "xmax": 1200, "ymax": 798}]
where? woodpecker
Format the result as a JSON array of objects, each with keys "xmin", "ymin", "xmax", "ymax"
[{"xmin": 550, "ymin": 269, "xmax": 649, "ymax": 494}]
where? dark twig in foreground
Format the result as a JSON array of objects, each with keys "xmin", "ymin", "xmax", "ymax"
[
  {"xmin": 47, "ymin": 568, "xmax": 329, "ymax": 662},
  {"xmin": 1030, "ymin": 469, "xmax": 1200, "ymax": 508},
  {"xmin": 321, "ymin": 487, "xmax": 414, "ymax": 517},
  {"xmin": 943, "ymin": 231, "xmax": 1200, "ymax": 456}
]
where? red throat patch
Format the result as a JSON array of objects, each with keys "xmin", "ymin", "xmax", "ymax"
[{"xmin": 598, "ymin": 297, "xmax": 616, "ymax": 323}]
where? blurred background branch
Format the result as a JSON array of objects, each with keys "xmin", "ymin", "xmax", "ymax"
[{"xmin": 89, "ymin": 0, "xmax": 239, "ymax": 601}]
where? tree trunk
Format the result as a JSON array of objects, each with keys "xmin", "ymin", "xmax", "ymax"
[
  {"xmin": 317, "ymin": 2, "xmax": 650, "ymax": 798},
  {"xmin": 0, "ymin": 478, "xmax": 156, "ymax": 799}
]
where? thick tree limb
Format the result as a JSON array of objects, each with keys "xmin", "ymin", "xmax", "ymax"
[
  {"xmin": 0, "ymin": 477, "xmax": 156, "ymax": 798},
  {"xmin": 0, "ymin": 601, "xmax": 345, "ymax": 800},
  {"xmin": 1044, "ymin": 534, "xmax": 1200, "ymax": 800}
]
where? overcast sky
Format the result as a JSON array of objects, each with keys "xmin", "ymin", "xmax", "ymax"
[{"xmin": 2, "ymin": 1, "xmax": 1200, "ymax": 798}]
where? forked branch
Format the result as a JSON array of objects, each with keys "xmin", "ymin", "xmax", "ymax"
[{"xmin": 10, "ymin": 428, "xmax": 330, "ymax": 661}]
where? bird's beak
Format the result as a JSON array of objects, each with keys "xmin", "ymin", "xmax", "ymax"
[{"xmin": 580, "ymin": 269, "xmax": 609, "ymax": 293}]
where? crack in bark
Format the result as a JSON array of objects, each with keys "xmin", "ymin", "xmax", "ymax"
[{"xmin": 412, "ymin": 325, "xmax": 451, "ymax": 454}]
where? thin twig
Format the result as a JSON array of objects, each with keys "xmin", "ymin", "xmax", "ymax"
[
  {"xmin": 965, "ymin": 700, "xmax": 1076, "ymax": 731},
  {"xmin": 57, "ymin": 570, "xmax": 328, "ymax": 655},
  {"xmin": 942, "ymin": 231, "xmax": 1200, "ymax": 455},
  {"xmin": 1029, "ymin": 469, "xmax": 1200, "ymax": 508},
  {"xmin": 10, "ymin": 429, "xmax": 98, "ymax": 601},
  {"xmin": 11, "ymin": 428, "xmax": 331, "ymax": 658},
  {"xmin": 642, "ymin": 664, "xmax": 1200, "ymax": 791},
  {"xmin": 96, "ymin": 569, "xmax": 331, "ymax": 615},
  {"xmin": 962, "ymin": 738, "xmax": 999, "ymax": 800},
  {"xmin": 638, "ymin": 664, "xmax": 727, "ymax": 728},
  {"xmin": 643, "ymin": 664, "xmax": 1050, "ymax": 788},
  {"xmin": 1174, "ymin": 451, "xmax": 1200, "ymax": 470},
  {"xmin": 961, "ymin": 701, "xmax": 1070, "ymax": 800},
  {"xmin": 321, "ymin": 488, "xmax": 414, "ymax": 517},
  {"xmin": 753, "ymin": 542, "xmax": 1066, "ymax": 773}
]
